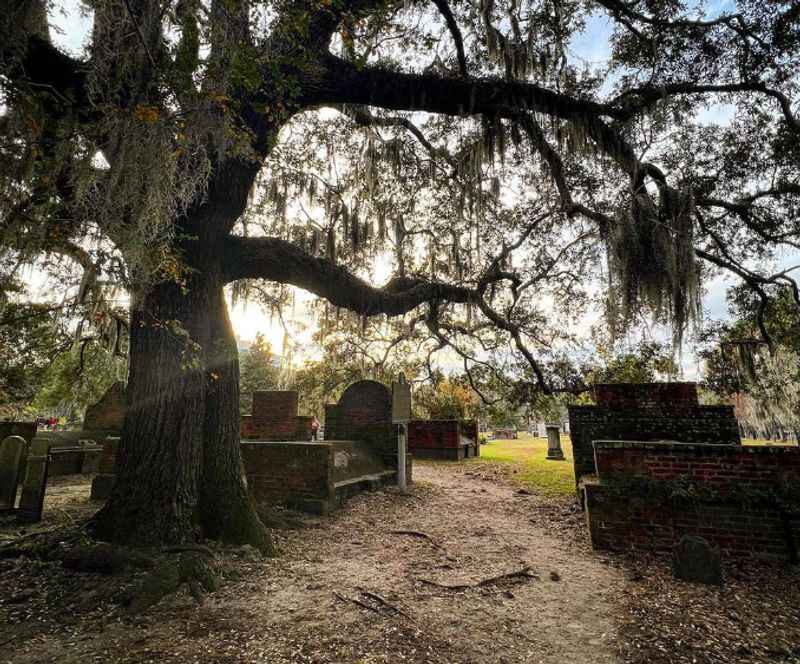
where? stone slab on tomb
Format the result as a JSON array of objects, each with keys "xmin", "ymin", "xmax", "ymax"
[
  {"xmin": 17, "ymin": 438, "xmax": 51, "ymax": 523},
  {"xmin": 0, "ymin": 436, "xmax": 28, "ymax": 510},
  {"xmin": 34, "ymin": 431, "xmax": 109, "ymax": 476},
  {"xmin": 240, "ymin": 439, "xmax": 411, "ymax": 515}
]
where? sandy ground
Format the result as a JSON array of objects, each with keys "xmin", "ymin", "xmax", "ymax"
[{"xmin": 2, "ymin": 463, "xmax": 624, "ymax": 664}]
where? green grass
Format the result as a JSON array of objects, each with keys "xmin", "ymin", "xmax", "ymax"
[
  {"xmin": 742, "ymin": 437, "xmax": 798, "ymax": 446},
  {"xmin": 470, "ymin": 432, "xmax": 576, "ymax": 497}
]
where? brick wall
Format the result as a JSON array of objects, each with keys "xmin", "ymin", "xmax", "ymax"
[
  {"xmin": 593, "ymin": 382, "xmax": 698, "ymax": 409},
  {"xmin": 241, "ymin": 391, "xmax": 313, "ymax": 441},
  {"xmin": 568, "ymin": 382, "xmax": 740, "ymax": 486},
  {"xmin": 240, "ymin": 441, "xmax": 332, "ymax": 506},
  {"xmin": 584, "ymin": 441, "xmax": 800, "ymax": 561},
  {"xmin": 408, "ymin": 420, "xmax": 460, "ymax": 450},
  {"xmin": 406, "ymin": 419, "xmax": 480, "ymax": 459},
  {"xmin": 324, "ymin": 380, "xmax": 396, "ymax": 452},
  {"xmin": 594, "ymin": 441, "xmax": 800, "ymax": 488},
  {"xmin": 83, "ymin": 382, "xmax": 126, "ymax": 431}
]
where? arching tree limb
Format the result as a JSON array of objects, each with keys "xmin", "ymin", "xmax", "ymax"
[{"xmin": 222, "ymin": 235, "xmax": 478, "ymax": 316}]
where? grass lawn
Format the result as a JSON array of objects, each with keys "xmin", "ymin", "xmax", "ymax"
[
  {"xmin": 471, "ymin": 432, "xmax": 576, "ymax": 497},
  {"xmin": 742, "ymin": 437, "xmax": 798, "ymax": 446}
]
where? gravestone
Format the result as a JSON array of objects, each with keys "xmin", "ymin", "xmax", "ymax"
[
  {"xmin": 0, "ymin": 436, "xmax": 28, "ymax": 510},
  {"xmin": 17, "ymin": 438, "xmax": 51, "ymax": 523},
  {"xmin": 545, "ymin": 425, "xmax": 565, "ymax": 460},
  {"xmin": 324, "ymin": 380, "xmax": 395, "ymax": 451},
  {"xmin": 672, "ymin": 535, "xmax": 723, "ymax": 586}
]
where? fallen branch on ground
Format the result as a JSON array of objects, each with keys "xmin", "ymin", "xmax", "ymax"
[
  {"xmin": 333, "ymin": 590, "xmax": 383, "ymax": 615},
  {"xmin": 388, "ymin": 530, "xmax": 444, "ymax": 549},
  {"xmin": 415, "ymin": 566, "xmax": 537, "ymax": 590},
  {"xmin": 358, "ymin": 588, "xmax": 414, "ymax": 620}
]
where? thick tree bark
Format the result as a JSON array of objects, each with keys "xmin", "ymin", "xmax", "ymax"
[{"xmin": 93, "ymin": 258, "xmax": 271, "ymax": 552}]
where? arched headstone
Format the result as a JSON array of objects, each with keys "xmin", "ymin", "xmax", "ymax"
[
  {"xmin": 324, "ymin": 380, "xmax": 396, "ymax": 451},
  {"xmin": 0, "ymin": 436, "xmax": 28, "ymax": 510}
]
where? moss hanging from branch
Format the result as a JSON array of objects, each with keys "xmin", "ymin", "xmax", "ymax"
[
  {"xmin": 605, "ymin": 185, "xmax": 700, "ymax": 347},
  {"xmin": 729, "ymin": 345, "xmax": 800, "ymax": 436}
]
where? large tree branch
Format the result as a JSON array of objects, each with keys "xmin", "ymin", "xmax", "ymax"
[
  {"xmin": 311, "ymin": 54, "xmax": 626, "ymax": 122},
  {"xmin": 222, "ymin": 235, "xmax": 477, "ymax": 316},
  {"xmin": 1, "ymin": 34, "xmax": 93, "ymax": 122},
  {"xmin": 594, "ymin": 0, "xmax": 769, "ymax": 48},
  {"xmin": 613, "ymin": 82, "xmax": 799, "ymax": 130}
]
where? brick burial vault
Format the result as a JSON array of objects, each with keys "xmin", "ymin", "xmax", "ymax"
[{"xmin": 568, "ymin": 383, "xmax": 800, "ymax": 563}]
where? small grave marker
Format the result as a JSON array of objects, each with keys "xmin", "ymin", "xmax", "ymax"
[{"xmin": 672, "ymin": 535, "xmax": 723, "ymax": 586}]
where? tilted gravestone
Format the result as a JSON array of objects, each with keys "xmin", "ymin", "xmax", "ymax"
[
  {"xmin": 17, "ymin": 437, "xmax": 51, "ymax": 523},
  {"xmin": 0, "ymin": 436, "xmax": 28, "ymax": 510},
  {"xmin": 672, "ymin": 535, "xmax": 723, "ymax": 586}
]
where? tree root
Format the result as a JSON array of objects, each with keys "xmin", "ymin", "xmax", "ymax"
[
  {"xmin": 334, "ymin": 589, "xmax": 413, "ymax": 620},
  {"xmin": 256, "ymin": 503, "xmax": 306, "ymax": 530},
  {"xmin": 0, "ymin": 526, "xmax": 86, "ymax": 560},
  {"xmin": 61, "ymin": 544, "xmax": 156, "ymax": 574},
  {"xmin": 124, "ymin": 553, "xmax": 218, "ymax": 614}
]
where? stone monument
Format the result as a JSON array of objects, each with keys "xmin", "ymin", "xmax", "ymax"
[{"xmin": 545, "ymin": 424, "xmax": 565, "ymax": 460}]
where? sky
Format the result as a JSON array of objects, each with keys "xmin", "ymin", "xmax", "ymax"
[{"xmin": 42, "ymin": 1, "xmax": 799, "ymax": 375}]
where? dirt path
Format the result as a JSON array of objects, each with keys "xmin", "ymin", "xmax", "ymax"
[{"xmin": 7, "ymin": 463, "xmax": 624, "ymax": 663}]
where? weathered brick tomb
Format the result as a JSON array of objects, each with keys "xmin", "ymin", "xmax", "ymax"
[
  {"xmin": 241, "ymin": 381, "xmax": 410, "ymax": 514},
  {"xmin": 406, "ymin": 419, "xmax": 480, "ymax": 460},
  {"xmin": 93, "ymin": 381, "xmax": 411, "ymax": 514},
  {"xmin": 568, "ymin": 382, "xmax": 741, "ymax": 486},
  {"xmin": 568, "ymin": 383, "xmax": 800, "ymax": 562},
  {"xmin": 240, "ymin": 390, "xmax": 313, "ymax": 441}
]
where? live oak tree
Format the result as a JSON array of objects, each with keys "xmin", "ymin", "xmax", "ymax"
[{"xmin": 2, "ymin": 0, "xmax": 798, "ymax": 550}]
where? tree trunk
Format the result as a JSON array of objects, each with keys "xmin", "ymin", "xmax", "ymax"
[{"xmin": 93, "ymin": 260, "xmax": 271, "ymax": 552}]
